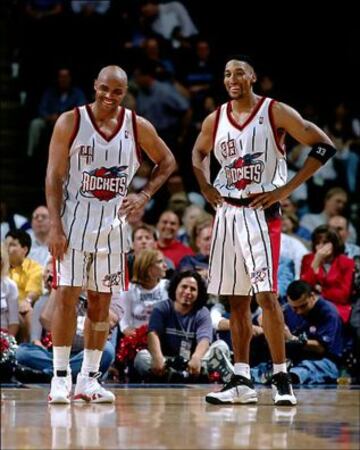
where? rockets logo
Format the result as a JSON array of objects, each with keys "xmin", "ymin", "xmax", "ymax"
[
  {"xmin": 103, "ymin": 271, "xmax": 122, "ymax": 287},
  {"xmin": 225, "ymin": 152, "xmax": 264, "ymax": 190},
  {"xmin": 80, "ymin": 166, "xmax": 128, "ymax": 201}
]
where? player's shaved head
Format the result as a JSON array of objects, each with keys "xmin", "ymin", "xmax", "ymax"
[{"xmin": 97, "ymin": 65, "xmax": 128, "ymax": 84}]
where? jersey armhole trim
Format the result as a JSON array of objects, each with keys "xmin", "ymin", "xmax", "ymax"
[
  {"xmin": 212, "ymin": 106, "xmax": 222, "ymax": 147},
  {"xmin": 69, "ymin": 107, "xmax": 80, "ymax": 149},
  {"xmin": 269, "ymin": 99, "xmax": 286, "ymax": 155},
  {"xmin": 131, "ymin": 110, "xmax": 142, "ymax": 165}
]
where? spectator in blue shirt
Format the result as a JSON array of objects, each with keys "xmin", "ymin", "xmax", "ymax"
[
  {"xmin": 284, "ymin": 280, "xmax": 344, "ymax": 384},
  {"xmin": 27, "ymin": 67, "xmax": 87, "ymax": 157},
  {"xmin": 134, "ymin": 270, "xmax": 233, "ymax": 382}
]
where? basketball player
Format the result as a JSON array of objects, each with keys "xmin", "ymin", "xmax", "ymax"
[
  {"xmin": 46, "ymin": 65, "xmax": 175, "ymax": 403},
  {"xmin": 192, "ymin": 56, "xmax": 336, "ymax": 405}
]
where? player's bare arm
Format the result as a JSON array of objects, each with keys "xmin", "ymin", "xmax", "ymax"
[
  {"xmin": 119, "ymin": 116, "xmax": 176, "ymax": 217},
  {"xmin": 192, "ymin": 112, "xmax": 223, "ymax": 209},
  {"xmin": 250, "ymin": 102, "xmax": 336, "ymax": 209},
  {"xmin": 45, "ymin": 110, "xmax": 74, "ymax": 259}
]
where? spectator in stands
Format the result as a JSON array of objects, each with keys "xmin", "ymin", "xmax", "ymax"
[
  {"xmin": 127, "ymin": 224, "xmax": 175, "ymax": 279},
  {"xmin": 300, "ymin": 225, "xmax": 355, "ymax": 323},
  {"xmin": 134, "ymin": 270, "xmax": 233, "ymax": 382},
  {"xmin": 120, "ymin": 249, "xmax": 169, "ymax": 337},
  {"xmin": 284, "ymin": 280, "xmax": 344, "ymax": 384},
  {"xmin": 132, "ymin": 59, "xmax": 191, "ymax": 157},
  {"xmin": 178, "ymin": 217, "xmax": 213, "ymax": 279},
  {"xmin": 281, "ymin": 211, "xmax": 311, "ymax": 247},
  {"xmin": 15, "ymin": 289, "xmax": 120, "ymax": 382},
  {"xmin": 300, "ymin": 187, "xmax": 357, "ymax": 244},
  {"xmin": 1, "ymin": 242, "xmax": 19, "ymax": 337},
  {"xmin": 0, "ymin": 200, "xmax": 30, "ymax": 240},
  {"xmin": 156, "ymin": 210, "xmax": 194, "ymax": 268},
  {"xmin": 27, "ymin": 67, "xmax": 86, "ymax": 157},
  {"xmin": 177, "ymin": 203, "xmax": 206, "ymax": 246},
  {"xmin": 280, "ymin": 232, "xmax": 308, "ymax": 279},
  {"xmin": 5, "ymin": 230, "xmax": 43, "ymax": 342},
  {"xmin": 328, "ymin": 215, "xmax": 360, "ymax": 258},
  {"xmin": 27, "ymin": 205, "xmax": 51, "ymax": 267},
  {"xmin": 139, "ymin": 0, "xmax": 198, "ymax": 48}
]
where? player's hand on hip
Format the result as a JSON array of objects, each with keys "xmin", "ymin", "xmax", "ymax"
[
  {"xmin": 201, "ymin": 184, "xmax": 223, "ymax": 210},
  {"xmin": 118, "ymin": 192, "xmax": 147, "ymax": 219},
  {"xmin": 249, "ymin": 186, "xmax": 290, "ymax": 209},
  {"xmin": 48, "ymin": 227, "xmax": 67, "ymax": 260}
]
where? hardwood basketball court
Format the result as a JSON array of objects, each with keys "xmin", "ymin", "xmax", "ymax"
[{"xmin": 1, "ymin": 384, "xmax": 359, "ymax": 449}]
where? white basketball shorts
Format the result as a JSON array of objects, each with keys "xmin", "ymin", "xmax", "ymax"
[
  {"xmin": 207, "ymin": 202, "xmax": 281, "ymax": 296},
  {"xmin": 53, "ymin": 248, "xmax": 128, "ymax": 293}
]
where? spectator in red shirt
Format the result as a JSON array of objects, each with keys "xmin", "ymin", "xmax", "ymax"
[
  {"xmin": 156, "ymin": 211, "xmax": 194, "ymax": 268},
  {"xmin": 300, "ymin": 225, "xmax": 355, "ymax": 322}
]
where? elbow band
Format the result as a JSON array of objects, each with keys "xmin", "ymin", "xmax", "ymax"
[{"xmin": 308, "ymin": 143, "xmax": 336, "ymax": 164}]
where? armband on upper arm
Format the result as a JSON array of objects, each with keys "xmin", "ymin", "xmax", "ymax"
[{"xmin": 308, "ymin": 143, "xmax": 336, "ymax": 164}]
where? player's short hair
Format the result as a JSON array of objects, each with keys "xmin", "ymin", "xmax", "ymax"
[{"xmin": 224, "ymin": 54, "xmax": 256, "ymax": 71}]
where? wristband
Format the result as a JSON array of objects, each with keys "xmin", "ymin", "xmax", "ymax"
[
  {"xmin": 140, "ymin": 190, "xmax": 151, "ymax": 200},
  {"xmin": 308, "ymin": 143, "xmax": 336, "ymax": 165}
]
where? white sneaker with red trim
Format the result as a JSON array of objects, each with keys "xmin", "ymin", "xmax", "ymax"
[
  {"xmin": 48, "ymin": 374, "xmax": 72, "ymax": 404},
  {"xmin": 73, "ymin": 373, "xmax": 115, "ymax": 403}
]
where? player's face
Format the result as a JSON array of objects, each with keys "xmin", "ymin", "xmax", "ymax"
[
  {"xmin": 175, "ymin": 277, "xmax": 199, "ymax": 308},
  {"xmin": 94, "ymin": 76, "xmax": 127, "ymax": 111},
  {"xmin": 224, "ymin": 61, "xmax": 256, "ymax": 99}
]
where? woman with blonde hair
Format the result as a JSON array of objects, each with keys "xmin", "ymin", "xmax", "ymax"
[
  {"xmin": 1, "ymin": 242, "xmax": 19, "ymax": 336},
  {"xmin": 120, "ymin": 249, "xmax": 169, "ymax": 337}
]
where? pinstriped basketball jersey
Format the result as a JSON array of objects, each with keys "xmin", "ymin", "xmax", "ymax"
[
  {"xmin": 213, "ymin": 97, "xmax": 287, "ymax": 199},
  {"xmin": 61, "ymin": 104, "xmax": 141, "ymax": 254}
]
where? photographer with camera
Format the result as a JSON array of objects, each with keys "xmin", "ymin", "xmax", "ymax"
[
  {"xmin": 134, "ymin": 270, "xmax": 233, "ymax": 382},
  {"xmin": 283, "ymin": 280, "xmax": 344, "ymax": 384}
]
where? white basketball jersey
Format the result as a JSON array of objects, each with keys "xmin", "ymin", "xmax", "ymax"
[
  {"xmin": 213, "ymin": 97, "xmax": 287, "ymax": 198},
  {"xmin": 61, "ymin": 105, "xmax": 141, "ymax": 254}
]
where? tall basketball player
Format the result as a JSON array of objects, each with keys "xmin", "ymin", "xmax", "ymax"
[
  {"xmin": 46, "ymin": 65, "xmax": 175, "ymax": 403},
  {"xmin": 192, "ymin": 56, "xmax": 337, "ymax": 405}
]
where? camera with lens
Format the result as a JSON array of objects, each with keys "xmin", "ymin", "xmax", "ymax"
[{"xmin": 165, "ymin": 356, "xmax": 189, "ymax": 382}]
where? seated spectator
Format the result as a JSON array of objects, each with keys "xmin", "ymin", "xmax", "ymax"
[
  {"xmin": 177, "ymin": 203, "xmax": 206, "ymax": 246},
  {"xmin": 156, "ymin": 210, "xmax": 194, "ymax": 268},
  {"xmin": 127, "ymin": 224, "xmax": 175, "ymax": 279},
  {"xmin": 281, "ymin": 211, "xmax": 311, "ymax": 247},
  {"xmin": 139, "ymin": 1, "xmax": 198, "ymax": 48},
  {"xmin": 27, "ymin": 205, "xmax": 51, "ymax": 267},
  {"xmin": 120, "ymin": 249, "xmax": 169, "ymax": 337},
  {"xmin": 1, "ymin": 242, "xmax": 19, "ymax": 337},
  {"xmin": 300, "ymin": 187, "xmax": 357, "ymax": 244},
  {"xmin": 300, "ymin": 225, "xmax": 355, "ymax": 323},
  {"xmin": 27, "ymin": 67, "xmax": 86, "ymax": 157},
  {"xmin": 278, "ymin": 256, "xmax": 296, "ymax": 304},
  {"xmin": 284, "ymin": 280, "xmax": 344, "ymax": 384},
  {"xmin": 1, "ymin": 200, "xmax": 30, "ymax": 240},
  {"xmin": 280, "ymin": 232, "xmax": 308, "ymax": 279},
  {"xmin": 15, "ymin": 288, "xmax": 121, "ymax": 382},
  {"xmin": 134, "ymin": 270, "xmax": 233, "ymax": 383},
  {"xmin": 178, "ymin": 217, "xmax": 213, "ymax": 279},
  {"xmin": 328, "ymin": 215, "xmax": 360, "ymax": 259},
  {"xmin": 5, "ymin": 230, "xmax": 43, "ymax": 342}
]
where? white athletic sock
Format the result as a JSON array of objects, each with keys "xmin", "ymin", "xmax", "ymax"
[
  {"xmin": 81, "ymin": 349, "xmax": 103, "ymax": 376},
  {"xmin": 53, "ymin": 346, "xmax": 71, "ymax": 375},
  {"xmin": 273, "ymin": 362, "xmax": 287, "ymax": 375},
  {"xmin": 234, "ymin": 362, "xmax": 251, "ymax": 379}
]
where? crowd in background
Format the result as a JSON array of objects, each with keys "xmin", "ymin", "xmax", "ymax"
[{"xmin": 1, "ymin": 0, "xmax": 360, "ymax": 385}]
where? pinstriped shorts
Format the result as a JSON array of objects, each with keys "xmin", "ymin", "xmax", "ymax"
[
  {"xmin": 207, "ymin": 202, "xmax": 281, "ymax": 296},
  {"xmin": 54, "ymin": 248, "xmax": 128, "ymax": 293}
]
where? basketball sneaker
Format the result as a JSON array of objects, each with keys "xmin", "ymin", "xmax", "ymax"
[
  {"xmin": 48, "ymin": 371, "xmax": 72, "ymax": 404},
  {"xmin": 205, "ymin": 374, "xmax": 258, "ymax": 404},
  {"xmin": 207, "ymin": 347, "xmax": 234, "ymax": 383},
  {"xmin": 271, "ymin": 372, "xmax": 297, "ymax": 406},
  {"xmin": 73, "ymin": 372, "xmax": 115, "ymax": 403}
]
